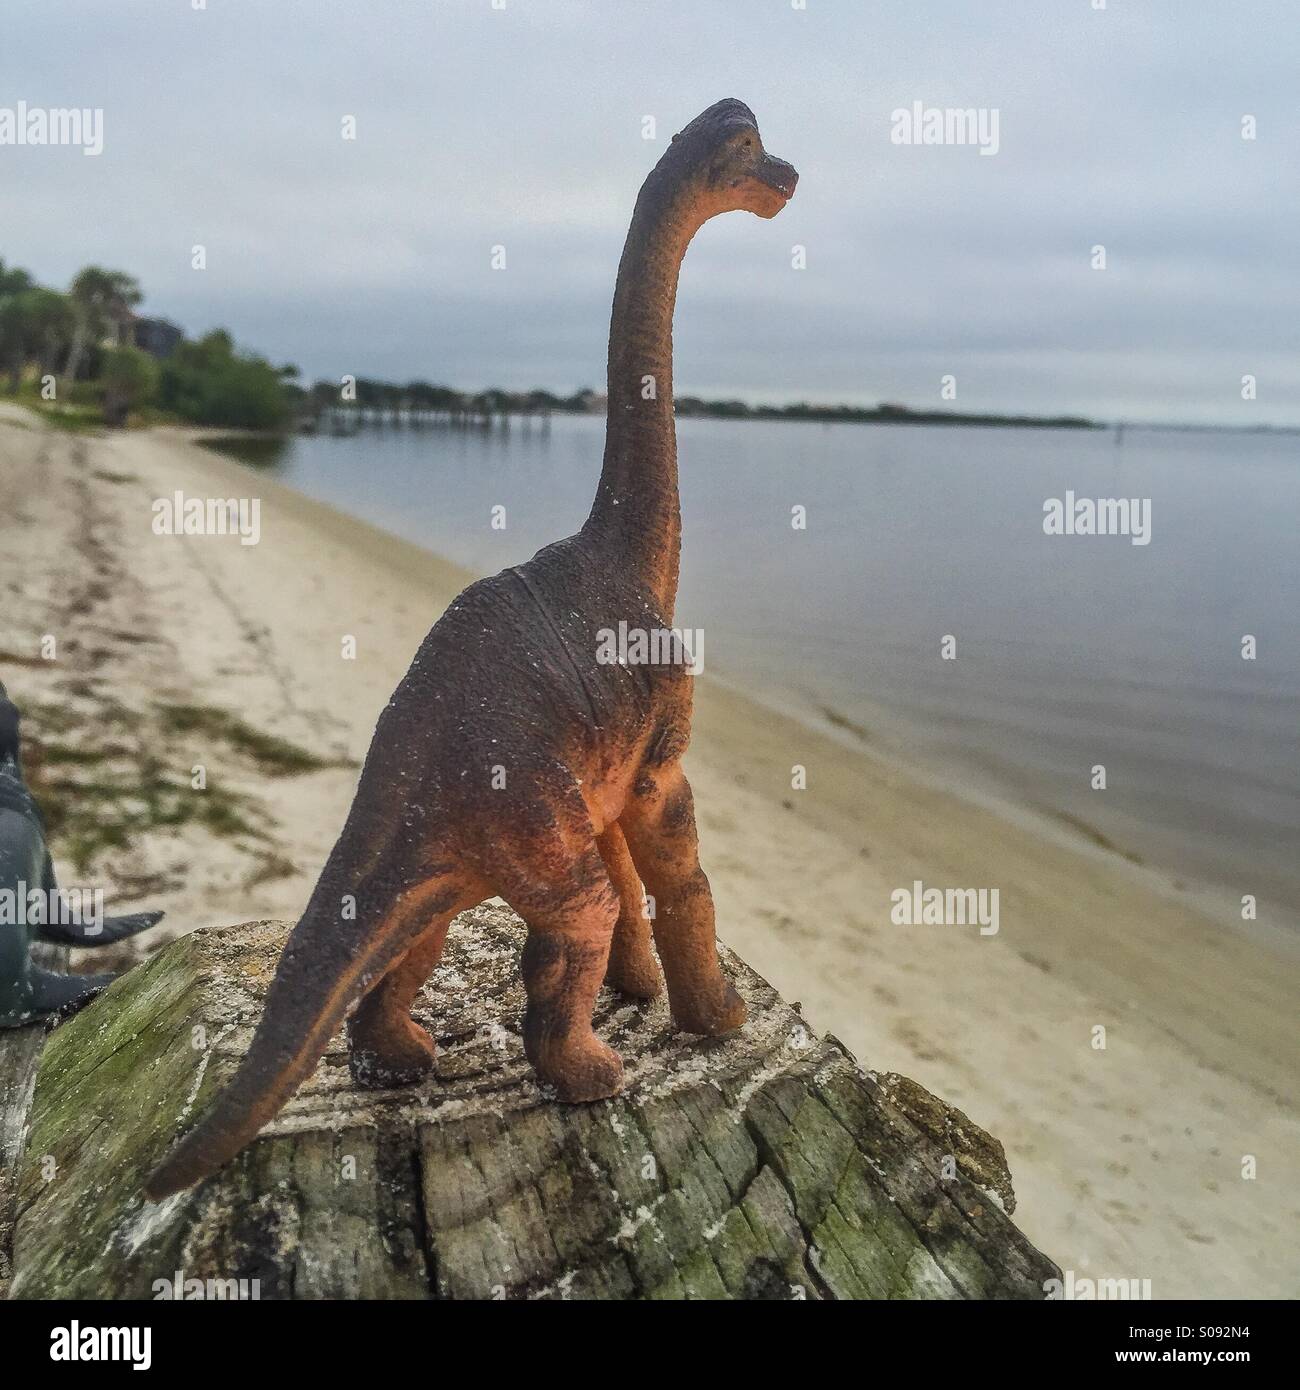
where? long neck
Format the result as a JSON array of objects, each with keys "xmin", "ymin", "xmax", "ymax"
[{"xmin": 584, "ymin": 168, "xmax": 704, "ymax": 619}]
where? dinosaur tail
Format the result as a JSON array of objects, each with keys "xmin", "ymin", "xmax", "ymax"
[{"xmin": 144, "ymin": 879, "xmax": 443, "ymax": 1200}]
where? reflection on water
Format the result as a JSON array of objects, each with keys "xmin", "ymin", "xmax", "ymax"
[
  {"xmin": 197, "ymin": 434, "xmax": 293, "ymax": 469},
  {"xmin": 205, "ymin": 414, "xmax": 1300, "ymax": 929}
]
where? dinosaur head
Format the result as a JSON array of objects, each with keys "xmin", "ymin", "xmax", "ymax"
[{"xmin": 666, "ymin": 98, "xmax": 798, "ymax": 221}]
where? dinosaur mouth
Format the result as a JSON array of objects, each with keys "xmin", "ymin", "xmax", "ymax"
[{"xmin": 757, "ymin": 157, "xmax": 798, "ymax": 201}]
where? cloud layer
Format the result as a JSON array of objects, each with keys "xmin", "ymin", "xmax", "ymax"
[{"xmin": 2, "ymin": 0, "xmax": 1295, "ymax": 423}]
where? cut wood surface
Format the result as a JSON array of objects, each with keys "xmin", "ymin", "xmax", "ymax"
[{"xmin": 8, "ymin": 908, "xmax": 1059, "ymax": 1299}]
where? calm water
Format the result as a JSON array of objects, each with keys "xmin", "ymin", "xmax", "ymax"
[{"xmin": 216, "ymin": 416, "xmax": 1300, "ymax": 929}]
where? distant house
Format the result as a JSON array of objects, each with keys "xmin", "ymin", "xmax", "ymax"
[{"xmin": 132, "ymin": 316, "xmax": 184, "ymax": 359}]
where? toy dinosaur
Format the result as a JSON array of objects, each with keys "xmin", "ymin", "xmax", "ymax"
[
  {"xmin": 0, "ymin": 682, "xmax": 163, "ymax": 1027},
  {"xmin": 147, "ymin": 98, "xmax": 797, "ymax": 1198}
]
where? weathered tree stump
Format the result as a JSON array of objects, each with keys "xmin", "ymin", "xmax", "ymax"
[
  {"xmin": 0, "ymin": 938, "xmax": 67, "ymax": 1297},
  {"xmin": 8, "ymin": 908, "xmax": 1058, "ymax": 1299}
]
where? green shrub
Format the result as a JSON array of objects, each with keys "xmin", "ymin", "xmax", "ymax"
[
  {"xmin": 157, "ymin": 330, "xmax": 291, "ymax": 429},
  {"xmin": 100, "ymin": 346, "xmax": 158, "ymax": 426}
]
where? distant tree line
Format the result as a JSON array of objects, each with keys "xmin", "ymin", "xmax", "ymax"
[
  {"xmin": 0, "ymin": 258, "xmax": 295, "ymax": 428},
  {"xmin": 304, "ymin": 380, "xmax": 1097, "ymax": 430},
  {"xmin": 0, "ymin": 257, "xmax": 1097, "ymax": 434},
  {"xmin": 676, "ymin": 398, "xmax": 1099, "ymax": 428},
  {"xmin": 301, "ymin": 380, "xmax": 603, "ymax": 424}
]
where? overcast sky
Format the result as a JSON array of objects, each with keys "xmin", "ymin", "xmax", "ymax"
[{"xmin": 2, "ymin": 0, "xmax": 1296, "ymax": 423}]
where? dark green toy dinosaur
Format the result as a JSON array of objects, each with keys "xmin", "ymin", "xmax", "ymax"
[{"xmin": 0, "ymin": 682, "xmax": 163, "ymax": 1027}]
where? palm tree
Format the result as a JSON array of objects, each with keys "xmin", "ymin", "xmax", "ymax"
[
  {"xmin": 0, "ymin": 291, "xmax": 76, "ymax": 394},
  {"xmin": 64, "ymin": 266, "xmax": 142, "ymax": 382},
  {"xmin": 22, "ymin": 289, "xmax": 76, "ymax": 378}
]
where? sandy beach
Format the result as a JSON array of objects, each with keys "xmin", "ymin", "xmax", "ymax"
[{"xmin": 2, "ymin": 404, "xmax": 1296, "ymax": 1299}]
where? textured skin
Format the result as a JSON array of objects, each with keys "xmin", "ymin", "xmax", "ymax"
[
  {"xmin": 146, "ymin": 99, "xmax": 798, "ymax": 1199},
  {"xmin": 0, "ymin": 685, "xmax": 163, "ymax": 1027}
]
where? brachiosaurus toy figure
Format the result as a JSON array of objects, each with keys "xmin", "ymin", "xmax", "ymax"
[{"xmin": 147, "ymin": 98, "xmax": 797, "ymax": 1198}]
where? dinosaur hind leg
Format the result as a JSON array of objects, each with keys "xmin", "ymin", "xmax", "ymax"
[
  {"xmin": 622, "ymin": 763, "xmax": 746, "ymax": 1037},
  {"xmin": 505, "ymin": 847, "xmax": 623, "ymax": 1103},
  {"xmin": 346, "ymin": 855, "xmax": 481, "ymax": 1090},
  {"xmin": 596, "ymin": 823, "xmax": 661, "ymax": 999},
  {"xmin": 347, "ymin": 910, "xmax": 456, "ymax": 1089}
]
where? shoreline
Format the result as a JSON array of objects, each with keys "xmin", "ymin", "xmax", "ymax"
[
  {"xmin": 196, "ymin": 414, "xmax": 1300, "ymax": 943},
  {"xmin": 2, "ymin": 406, "xmax": 1297, "ymax": 1297},
  {"xmin": 192, "ymin": 420, "xmax": 1281, "ymax": 954},
  {"xmin": 728, "ymin": 671, "xmax": 1300, "ymax": 964}
]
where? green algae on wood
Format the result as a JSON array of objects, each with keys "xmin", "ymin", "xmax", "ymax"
[
  {"xmin": 0, "ymin": 938, "xmax": 68, "ymax": 1297},
  {"xmin": 10, "ymin": 909, "xmax": 1059, "ymax": 1299}
]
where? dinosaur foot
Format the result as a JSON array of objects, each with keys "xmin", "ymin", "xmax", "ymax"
[
  {"xmin": 21, "ymin": 968, "xmax": 116, "ymax": 1025},
  {"xmin": 604, "ymin": 948, "xmax": 662, "ymax": 1001},
  {"xmin": 670, "ymin": 976, "xmax": 747, "ymax": 1037},
  {"xmin": 538, "ymin": 1038, "xmax": 625, "ymax": 1104},
  {"xmin": 347, "ymin": 1017, "xmax": 437, "ymax": 1090}
]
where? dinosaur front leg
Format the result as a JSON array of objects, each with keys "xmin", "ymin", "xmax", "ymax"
[
  {"xmin": 596, "ymin": 823, "xmax": 662, "ymax": 999},
  {"xmin": 508, "ymin": 853, "xmax": 624, "ymax": 1103},
  {"xmin": 347, "ymin": 912, "xmax": 454, "ymax": 1089},
  {"xmin": 622, "ymin": 764, "xmax": 746, "ymax": 1037}
]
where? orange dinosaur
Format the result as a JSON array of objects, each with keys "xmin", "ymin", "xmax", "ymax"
[{"xmin": 147, "ymin": 99, "xmax": 797, "ymax": 1198}]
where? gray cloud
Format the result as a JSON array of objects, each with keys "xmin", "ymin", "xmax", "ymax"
[{"xmin": 2, "ymin": 0, "xmax": 1294, "ymax": 423}]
